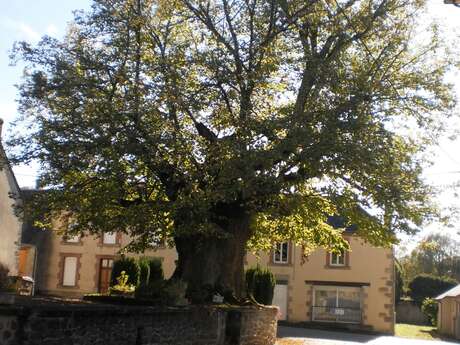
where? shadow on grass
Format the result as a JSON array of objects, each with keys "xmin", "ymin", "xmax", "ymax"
[{"xmin": 421, "ymin": 329, "xmax": 459, "ymax": 343}]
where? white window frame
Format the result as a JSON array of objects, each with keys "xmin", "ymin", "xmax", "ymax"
[
  {"xmin": 330, "ymin": 251, "xmax": 346, "ymax": 266},
  {"xmin": 273, "ymin": 242, "xmax": 289, "ymax": 264},
  {"xmin": 103, "ymin": 232, "xmax": 117, "ymax": 245},
  {"xmin": 62, "ymin": 256, "xmax": 78, "ymax": 287}
]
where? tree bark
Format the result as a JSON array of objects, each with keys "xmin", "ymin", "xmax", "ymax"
[{"xmin": 172, "ymin": 204, "xmax": 252, "ymax": 302}]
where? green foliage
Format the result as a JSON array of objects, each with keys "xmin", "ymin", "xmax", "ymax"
[
  {"xmin": 395, "ymin": 261, "xmax": 405, "ymax": 303},
  {"xmin": 161, "ymin": 279, "xmax": 188, "ymax": 306},
  {"xmin": 135, "ymin": 278, "xmax": 188, "ymax": 306},
  {"xmin": 109, "ymin": 271, "xmax": 136, "ymax": 296},
  {"xmin": 421, "ymin": 298, "xmax": 439, "ymax": 326},
  {"xmin": 110, "ymin": 257, "xmax": 140, "ymax": 287},
  {"xmin": 0, "ymin": 263, "xmax": 13, "ymax": 292},
  {"xmin": 245, "ymin": 265, "xmax": 275, "ymax": 305},
  {"xmin": 135, "ymin": 257, "xmax": 165, "ymax": 299},
  {"xmin": 399, "ymin": 233, "xmax": 460, "ymax": 285},
  {"xmin": 9, "ymin": 0, "xmax": 458, "ymax": 290},
  {"xmin": 138, "ymin": 257, "xmax": 150, "ymax": 286},
  {"xmin": 146, "ymin": 258, "xmax": 164, "ymax": 284},
  {"xmin": 408, "ymin": 274, "xmax": 457, "ymax": 305}
]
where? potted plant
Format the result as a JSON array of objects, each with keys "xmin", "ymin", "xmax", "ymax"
[{"xmin": 0, "ymin": 263, "xmax": 15, "ymax": 305}]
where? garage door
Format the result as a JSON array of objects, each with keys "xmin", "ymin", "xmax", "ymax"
[{"xmin": 273, "ymin": 283, "xmax": 288, "ymax": 320}]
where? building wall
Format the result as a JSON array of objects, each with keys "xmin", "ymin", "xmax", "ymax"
[
  {"xmin": 33, "ymin": 227, "xmax": 394, "ymax": 334},
  {"xmin": 0, "ymin": 145, "xmax": 22, "ymax": 276},
  {"xmin": 246, "ymin": 236, "xmax": 395, "ymax": 334},
  {"xmin": 35, "ymin": 227, "xmax": 177, "ymax": 296},
  {"xmin": 438, "ymin": 297, "xmax": 460, "ymax": 338}
]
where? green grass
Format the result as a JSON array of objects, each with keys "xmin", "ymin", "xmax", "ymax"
[{"xmin": 395, "ymin": 323, "xmax": 442, "ymax": 340}]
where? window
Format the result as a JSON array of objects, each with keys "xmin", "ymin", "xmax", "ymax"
[
  {"xmin": 62, "ymin": 256, "xmax": 78, "ymax": 287},
  {"xmin": 330, "ymin": 251, "xmax": 346, "ymax": 266},
  {"xmin": 273, "ymin": 242, "xmax": 289, "ymax": 264},
  {"xmin": 64, "ymin": 221, "xmax": 81, "ymax": 243},
  {"xmin": 312, "ymin": 286, "xmax": 361, "ymax": 323},
  {"xmin": 103, "ymin": 232, "xmax": 117, "ymax": 245}
]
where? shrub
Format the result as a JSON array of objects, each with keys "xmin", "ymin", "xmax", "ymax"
[
  {"xmin": 135, "ymin": 257, "xmax": 165, "ymax": 299},
  {"xmin": 0, "ymin": 263, "xmax": 10, "ymax": 291},
  {"xmin": 245, "ymin": 264, "xmax": 275, "ymax": 305},
  {"xmin": 110, "ymin": 257, "xmax": 140, "ymax": 287},
  {"xmin": 138, "ymin": 258, "xmax": 151, "ymax": 287},
  {"xmin": 408, "ymin": 274, "xmax": 457, "ymax": 305},
  {"xmin": 146, "ymin": 258, "xmax": 164, "ymax": 284},
  {"xmin": 421, "ymin": 297, "xmax": 439, "ymax": 326},
  {"xmin": 161, "ymin": 279, "xmax": 188, "ymax": 305},
  {"xmin": 395, "ymin": 261, "xmax": 404, "ymax": 303}
]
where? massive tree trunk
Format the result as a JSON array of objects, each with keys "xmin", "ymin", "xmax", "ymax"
[{"xmin": 172, "ymin": 203, "xmax": 252, "ymax": 302}]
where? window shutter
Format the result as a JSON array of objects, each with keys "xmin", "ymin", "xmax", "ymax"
[{"xmin": 63, "ymin": 257, "xmax": 77, "ymax": 286}]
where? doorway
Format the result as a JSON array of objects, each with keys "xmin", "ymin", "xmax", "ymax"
[
  {"xmin": 98, "ymin": 258, "xmax": 114, "ymax": 294},
  {"xmin": 273, "ymin": 282, "xmax": 288, "ymax": 321}
]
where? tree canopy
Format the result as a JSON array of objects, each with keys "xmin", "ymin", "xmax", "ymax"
[
  {"xmin": 9, "ymin": 0, "xmax": 457, "ymax": 294},
  {"xmin": 400, "ymin": 233, "xmax": 460, "ymax": 284}
]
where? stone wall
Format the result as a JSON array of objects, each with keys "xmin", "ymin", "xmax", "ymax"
[{"xmin": 0, "ymin": 303, "xmax": 278, "ymax": 345}]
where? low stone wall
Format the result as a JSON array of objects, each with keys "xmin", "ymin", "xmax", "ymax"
[
  {"xmin": 396, "ymin": 300, "xmax": 429, "ymax": 325},
  {"xmin": 0, "ymin": 303, "xmax": 278, "ymax": 345}
]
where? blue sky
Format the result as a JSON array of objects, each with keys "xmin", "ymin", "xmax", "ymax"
[{"xmin": 0, "ymin": 1, "xmax": 459, "ymax": 252}]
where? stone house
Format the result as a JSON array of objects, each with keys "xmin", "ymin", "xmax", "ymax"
[
  {"xmin": 436, "ymin": 284, "xmax": 460, "ymax": 339},
  {"xmin": 23, "ymin": 214, "xmax": 395, "ymax": 334},
  {"xmin": 0, "ymin": 119, "xmax": 23, "ymax": 277}
]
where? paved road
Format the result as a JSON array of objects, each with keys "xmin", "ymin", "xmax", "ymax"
[{"xmin": 277, "ymin": 326, "xmax": 459, "ymax": 345}]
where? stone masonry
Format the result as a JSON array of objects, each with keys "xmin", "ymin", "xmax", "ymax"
[{"xmin": 0, "ymin": 304, "xmax": 278, "ymax": 345}]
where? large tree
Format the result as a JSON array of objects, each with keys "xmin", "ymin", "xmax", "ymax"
[
  {"xmin": 9, "ymin": 0, "xmax": 456, "ymax": 299},
  {"xmin": 400, "ymin": 233, "xmax": 460, "ymax": 283}
]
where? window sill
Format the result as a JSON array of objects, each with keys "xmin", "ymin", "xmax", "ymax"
[
  {"xmin": 324, "ymin": 265, "xmax": 350, "ymax": 270},
  {"xmin": 61, "ymin": 241, "xmax": 83, "ymax": 246},
  {"xmin": 57, "ymin": 284, "xmax": 80, "ymax": 289},
  {"xmin": 269, "ymin": 262, "xmax": 292, "ymax": 267},
  {"xmin": 98, "ymin": 243, "xmax": 121, "ymax": 247}
]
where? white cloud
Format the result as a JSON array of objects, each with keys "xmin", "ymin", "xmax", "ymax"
[
  {"xmin": 0, "ymin": 102, "xmax": 19, "ymax": 124},
  {"xmin": 1, "ymin": 18, "xmax": 41, "ymax": 42},
  {"xmin": 46, "ymin": 24, "xmax": 59, "ymax": 37}
]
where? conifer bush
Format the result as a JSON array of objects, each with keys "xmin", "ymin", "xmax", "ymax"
[
  {"xmin": 245, "ymin": 265, "xmax": 275, "ymax": 305},
  {"xmin": 147, "ymin": 258, "xmax": 164, "ymax": 284},
  {"xmin": 138, "ymin": 258, "xmax": 150, "ymax": 287},
  {"xmin": 110, "ymin": 257, "xmax": 140, "ymax": 287}
]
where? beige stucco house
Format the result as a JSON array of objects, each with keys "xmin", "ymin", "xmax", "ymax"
[
  {"xmin": 436, "ymin": 285, "xmax": 460, "ymax": 339},
  {"xmin": 25, "ymin": 215, "xmax": 395, "ymax": 334},
  {"xmin": 0, "ymin": 119, "xmax": 23, "ymax": 277}
]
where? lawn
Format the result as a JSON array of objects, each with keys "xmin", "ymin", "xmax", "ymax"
[{"xmin": 395, "ymin": 323, "xmax": 442, "ymax": 341}]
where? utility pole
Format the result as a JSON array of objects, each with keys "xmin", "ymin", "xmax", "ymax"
[{"xmin": 444, "ymin": 0, "xmax": 460, "ymax": 7}]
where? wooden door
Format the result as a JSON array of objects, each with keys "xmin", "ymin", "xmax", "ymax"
[
  {"xmin": 98, "ymin": 258, "xmax": 114, "ymax": 294},
  {"xmin": 273, "ymin": 284, "xmax": 288, "ymax": 321}
]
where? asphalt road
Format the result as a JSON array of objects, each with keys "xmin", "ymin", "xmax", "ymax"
[{"xmin": 277, "ymin": 326, "xmax": 459, "ymax": 344}]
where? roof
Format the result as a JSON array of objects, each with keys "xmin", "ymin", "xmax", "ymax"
[
  {"xmin": 435, "ymin": 284, "xmax": 460, "ymax": 300},
  {"xmin": 327, "ymin": 215, "xmax": 357, "ymax": 233}
]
